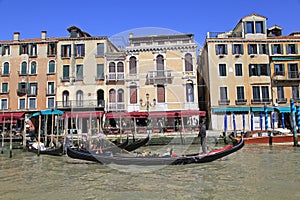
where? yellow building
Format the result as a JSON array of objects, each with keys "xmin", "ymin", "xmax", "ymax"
[
  {"xmin": 200, "ymin": 13, "xmax": 300, "ymax": 131},
  {"xmin": 124, "ymin": 33, "xmax": 201, "ymax": 130}
]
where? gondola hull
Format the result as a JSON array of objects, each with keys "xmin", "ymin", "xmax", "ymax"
[
  {"xmin": 27, "ymin": 145, "xmax": 64, "ymax": 156},
  {"xmin": 67, "ymin": 138, "xmax": 244, "ymax": 165},
  {"xmin": 124, "ymin": 135, "xmax": 150, "ymax": 151}
]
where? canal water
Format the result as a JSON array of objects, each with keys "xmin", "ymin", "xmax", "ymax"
[{"xmin": 1, "ymin": 144, "xmax": 300, "ymax": 200}]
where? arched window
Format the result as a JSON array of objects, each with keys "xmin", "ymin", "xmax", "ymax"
[
  {"xmin": 97, "ymin": 89, "xmax": 105, "ymax": 107},
  {"xmin": 117, "ymin": 62, "xmax": 124, "ymax": 79},
  {"xmin": 129, "ymin": 85, "xmax": 137, "ymax": 104},
  {"xmin": 48, "ymin": 60, "xmax": 56, "ymax": 74},
  {"xmin": 20, "ymin": 61, "xmax": 27, "ymax": 75},
  {"xmin": 3, "ymin": 62, "xmax": 9, "ymax": 75},
  {"xmin": 109, "ymin": 89, "xmax": 116, "ymax": 103},
  {"xmin": 156, "ymin": 55, "xmax": 164, "ymax": 71},
  {"xmin": 108, "ymin": 62, "xmax": 116, "ymax": 79},
  {"xmin": 184, "ymin": 53, "xmax": 193, "ymax": 72},
  {"xmin": 76, "ymin": 90, "xmax": 83, "ymax": 107},
  {"xmin": 30, "ymin": 61, "xmax": 37, "ymax": 74},
  {"xmin": 117, "ymin": 89, "xmax": 124, "ymax": 102},
  {"xmin": 129, "ymin": 56, "xmax": 137, "ymax": 74},
  {"xmin": 62, "ymin": 91, "xmax": 69, "ymax": 107},
  {"xmin": 186, "ymin": 82, "xmax": 194, "ymax": 102}
]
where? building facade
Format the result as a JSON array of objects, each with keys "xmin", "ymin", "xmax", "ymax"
[{"xmin": 199, "ymin": 13, "xmax": 300, "ymax": 131}]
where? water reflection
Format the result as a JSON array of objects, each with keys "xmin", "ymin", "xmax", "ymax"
[{"xmin": 1, "ymin": 145, "xmax": 300, "ymax": 200}]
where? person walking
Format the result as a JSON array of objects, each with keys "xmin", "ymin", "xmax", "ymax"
[{"xmin": 198, "ymin": 118, "xmax": 207, "ymax": 153}]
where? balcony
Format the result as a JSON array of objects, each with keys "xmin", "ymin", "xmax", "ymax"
[
  {"xmin": 106, "ymin": 72, "xmax": 124, "ymax": 82},
  {"xmin": 56, "ymin": 100, "xmax": 105, "ymax": 109},
  {"xmin": 17, "ymin": 89, "xmax": 27, "ymax": 96},
  {"xmin": 207, "ymin": 32, "xmax": 242, "ymax": 38},
  {"xmin": 276, "ymin": 98, "xmax": 287, "ymax": 104},
  {"xmin": 288, "ymin": 71, "xmax": 300, "ymax": 79},
  {"xmin": 218, "ymin": 99, "xmax": 230, "ymax": 105},
  {"xmin": 235, "ymin": 99, "xmax": 247, "ymax": 105},
  {"xmin": 251, "ymin": 98, "xmax": 271, "ymax": 104},
  {"xmin": 146, "ymin": 70, "xmax": 173, "ymax": 85},
  {"xmin": 108, "ymin": 102, "xmax": 125, "ymax": 111},
  {"xmin": 18, "ymin": 71, "xmax": 28, "ymax": 76}
]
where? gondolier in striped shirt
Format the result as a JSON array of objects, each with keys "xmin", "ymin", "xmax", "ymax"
[{"xmin": 198, "ymin": 118, "xmax": 207, "ymax": 153}]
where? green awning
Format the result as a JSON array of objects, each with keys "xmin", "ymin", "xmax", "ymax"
[
  {"xmin": 212, "ymin": 107, "xmax": 250, "ymax": 113},
  {"xmin": 251, "ymin": 107, "xmax": 274, "ymax": 112},
  {"xmin": 274, "ymin": 107, "xmax": 291, "ymax": 113},
  {"xmin": 271, "ymin": 57, "xmax": 300, "ymax": 61}
]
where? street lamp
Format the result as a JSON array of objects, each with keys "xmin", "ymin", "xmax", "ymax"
[{"xmin": 140, "ymin": 93, "xmax": 156, "ymax": 132}]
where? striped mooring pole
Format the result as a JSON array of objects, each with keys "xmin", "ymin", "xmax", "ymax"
[
  {"xmin": 290, "ymin": 99, "xmax": 299, "ymax": 146},
  {"xmin": 297, "ymin": 105, "xmax": 300, "ymax": 133},
  {"xmin": 264, "ymin": 104, "xmax": 269, "ymax": 130}
]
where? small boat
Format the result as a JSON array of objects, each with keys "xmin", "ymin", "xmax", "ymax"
[
  {"xmin": 124, "ymin": 135, "xmax": 150, "ymax": 152},
  {"xmin": 239, "ymin": 130, "xmax": 296, "ymax": 145},
  {"xmin": 27, "ymin": 142, "xmax": 64, "ymax": 156},
  {"xmin": 66, "ymin": 138, "xmax": 244, "ymax": 165}
]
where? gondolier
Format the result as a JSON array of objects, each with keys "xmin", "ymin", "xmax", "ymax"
[{"xmin": 198, "ymin": 118, "xmax": 207, "ymax": 153}]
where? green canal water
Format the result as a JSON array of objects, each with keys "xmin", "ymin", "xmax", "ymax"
[{"xmin": 1, "ymin": 144, "xmax": 300, "ymax": 200}]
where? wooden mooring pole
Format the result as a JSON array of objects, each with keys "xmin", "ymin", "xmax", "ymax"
[
  {"xmin": 37, "ymin": 113, "xmax": 42, "ymax": 156},
  {"xmin": 1, "ymin": 117, "xmax": 5, "ymax": 154},
  {"xmin": 9, "ymin": 114, "xmax": 13, "ymax": 158}
]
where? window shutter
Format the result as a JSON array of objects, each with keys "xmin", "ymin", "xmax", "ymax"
[
  {"xmin": 130, "ymin": 87, "xmax": 137, "ymax": 104},
  {"xmin": 157, "ymin": 85, "xmax": 165, "ymax": 103},
  {"xmin": 240, "ymin": 44, "xmax": 244, "ymax": 54},
  {"xmin": 244, "ymin": 22, "xmax": 247, "ymax": 34},
  {"xmin": 215, "ymin": 44, "xmax": 219, "ymax": 55},
  {"xmin": 19, "ymin": 44, "xmax": 22, "ymax": 55},
  {"xmin": 224, "ymin": 45, "xmax": 228, "ymax": 54},
  {"xmin": 1, "ymin": 46, "xmax": 4, "ymax": 56},
  {"xmin": 271, "ymin": 44, "xmax": 274, "ymax": 54},
  {"xmin": 83, "ymin": 44, "xmax": 85, "ymax": 57},
  {"xmin": 97, "ymin": 64, "xmax": 104, "ymax": 79},
  {"xmin": 280, "ymin": 44, "xmax": 283, "ymax": 54},
  {"xmin": 295, "ymin": 44, "xmax": 298, "ymax": 54}
]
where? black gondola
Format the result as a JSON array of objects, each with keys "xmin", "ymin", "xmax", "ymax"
[
  {"xmin": 66, "ymin": 138, "xmax": 244, "ymax": 165},
  {"xmin": 27, "ymin": 144, "xmax": 64, "ymax": 156},
  {"xmin": 124, "ymin": 135, "xmax": 150, "ymax": 151}
]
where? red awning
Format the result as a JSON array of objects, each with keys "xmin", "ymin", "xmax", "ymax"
[
  {"xmin": 149, "ymin": 110, "xmax": 206, "ymax": 118},
  {"xmin": 180, "ymin": 110, "xmax": 206, "ymax": 117},
  {"xmin": 0, "ymin": 112, "xmax": 25, "ymax": 123},
  {"xmin": 62, "ymin": 111, "xmax": 104, "ymax": 118}
]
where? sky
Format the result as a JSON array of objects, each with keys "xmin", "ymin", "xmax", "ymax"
[{"xmin": 0, "ymin": 0, "xmax": 300, "ymax": 47}]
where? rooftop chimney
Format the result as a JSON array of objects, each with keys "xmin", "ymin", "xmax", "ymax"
[
  {"xmin": 129, "ymin": 32, "xmax": 133, "ymax": 38},
  {"xmin": 13, "ymin": 32, "xmax": 20, "ymax": 41},
  {"xmin": 41, "ymin": 31, "xmax": 47, "ymax": 40}
]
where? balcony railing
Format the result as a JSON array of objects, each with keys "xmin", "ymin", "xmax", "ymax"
[
  {"xmin": 106, "ymin": 72, "xmax": 124, "ymax": 82},
  {"xmin": 251, "ymin": 98, "xmax": 271, "ymax": 104},
  {"xmin": 288, "ymin": 71, "xmax": 300, "ymax": 79},
  {"xmin": 218, "ymin": 99, "xmax": 230, "ymax": 105},
  {"xmin": 108, "ymin": 102, "xmax": 125, "ymax": 111},
  {"xmin": 146, "ymin": 70, "xmax": 173, "ymax": 85},
  {"xmin": 56, "ymin": 100, "xmax": 105, "ymax": 109},
  {"xmin": 235, "ymin": 99, "xmax": 247, "ymax": 105},
  {"xmin": 207, "ymin": 32, "xmax": 243, "ymax": 39},
  {"xmin": 276, "ymin": 98, "xmax": 287, "ymax": 104}
]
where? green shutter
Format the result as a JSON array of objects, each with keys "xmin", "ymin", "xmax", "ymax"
[
  {"xmin": 241, "ymin": 44, "xmax": 244, "ymax": 54},
  {"xmin": 19, "ymin": 44, "xmax": 22, "ymax": 55},
  {"xmin": 1, "ymin": 45, "xmax": 4, "ymax": 56},
  {"xmin": 224, "ymin": 45, "xmax": 228, "ymax": 54},
  {"xmin": 280, "ymin": 44, "xmax": 283, "ymax": 54},
  {"xmin": 295, "ymin": 44, "xmax": 298, "ymax": 54},
  {"xmin": 271, "ymin": 44, "xmax": 274, "ymax": 54},
  {"xmin": 97, "ymin": 64, "xmax": 104, "ymax": 79}
]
